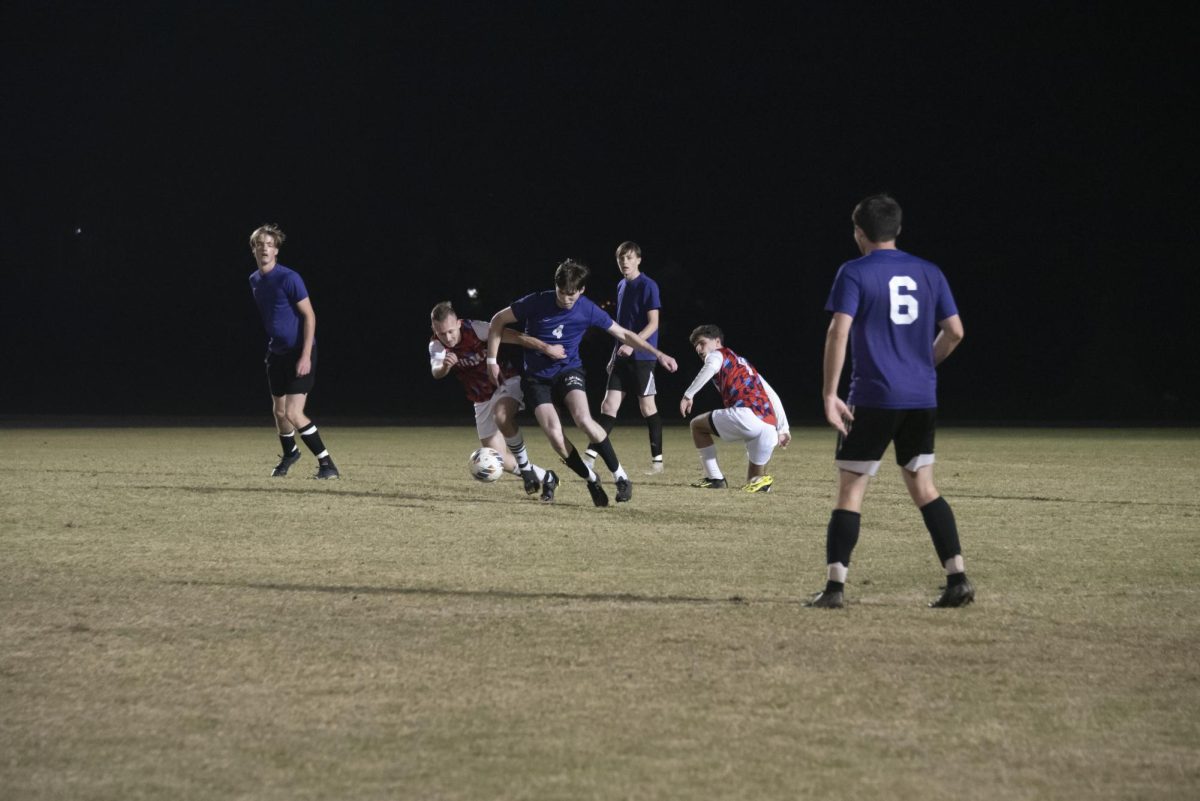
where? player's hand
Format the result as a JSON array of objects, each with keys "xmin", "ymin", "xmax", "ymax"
[
  {"xmin": 680, "ymin": 396, "xmax": 693, "ymax": 417},
  {"xmin": 443, "ymin": 352, "xmax": 459, "ymax": 369},
  {"xmin": 659, "ymin": 354, "xmax": 678, "ymax": 373},
  {"xmin": 824, "ymin": 395, "xmax": 853, "ymax": 436},
  {"xmin": 487, "ymin": 361, "xmax": 502, "ymax": 387},
  {"xmin": 544, "ymin": 344, "xmax": 566, "ymax": 360},
  {"xmin": 296, "ymin": 355, "xmax": 312, "ymax": 377},
  {"xmin": 778, "ymin": 431, "xmax": 792, "ymax": 449},
  {"xmin": 617, "ymin": 344, "xmax": 634, "ymax": 358}
]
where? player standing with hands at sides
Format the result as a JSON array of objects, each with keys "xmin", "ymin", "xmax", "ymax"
[
  {"xmin": 247, "ymin": 224, "xmax": 339, "ymax": 479},
  {"xmin": 584, "ymin": 241, "xmax": 666, "ymax": 474},
  {"xmin": 807, "ymin": 194, "xmax": 973, "ymax": 609},
  {"xmin": 487, "ymin": 259, "xmax": 678, "ymax": 506},
  {"xmin": 429, "ymin": 301, "xmax": 564, "ymax": 495},
  {"xmin": 679, "ymin": 325, "xmax": 790, "ymax": 493}
]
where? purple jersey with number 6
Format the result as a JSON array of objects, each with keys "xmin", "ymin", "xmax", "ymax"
[{"xmin": 825, "ymin": 249, "xmax": 958, "ymax": 409}]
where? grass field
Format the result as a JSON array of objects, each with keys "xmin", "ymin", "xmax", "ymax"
[{"xmin": 2, "ymin": 425, "xmax": 1198, "ymax": 800}]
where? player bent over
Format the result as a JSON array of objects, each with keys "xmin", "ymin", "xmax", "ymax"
[
  {"xmin": 679, "ymin": 325, "xmax": 790, "ymax": 493},
  {"xmin": 430, "ymin": 301, "xmax": 561, "ymax": 494},
  {"xmin": 486, "ymin": 259, "xmax": 677, "ymax": 506},
  {"xmin": 807, "ymin": 193, "xmax": 974, "ymax": 610},
  {"xmin": 247, "ymin": 224, "xmax": 339, "ymax": 479}
]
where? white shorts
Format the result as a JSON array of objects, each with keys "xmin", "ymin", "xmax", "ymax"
[
  {"xmin": 709, "ymin": 407, "xmax": 779, "ymax": 467},
  {"xmin": 474, "ymin": 375, "xmax": 524, "ymax": 440}
]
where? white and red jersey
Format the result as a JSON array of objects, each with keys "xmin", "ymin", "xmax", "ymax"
[
  {"xmin": 684, "ymin": 346, "xmax": 787, "ymax": 430},
  {"xmin": 429, "ymin": 319, "xmax": 519, "ymax": 404}
]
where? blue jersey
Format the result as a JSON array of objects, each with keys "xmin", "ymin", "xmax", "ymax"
[
  {"xmin": 510, "ymin": 290, "xmax": 614, "ymax": 379},
  {"xmin": 825, "ymin": 249, "xmax": 958, "ymax": 409},
  {"xmin": 249, "ymin": 264, "xmax": 310, "ymax": 354},
  {"xmin": 614, "ymin": 273, "xmax": 662, "ymax": 362}
]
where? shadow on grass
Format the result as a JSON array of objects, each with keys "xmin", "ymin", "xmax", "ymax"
[{"xmin": 168, "ymin": 578, "xmax": 752, "ymax": 606}]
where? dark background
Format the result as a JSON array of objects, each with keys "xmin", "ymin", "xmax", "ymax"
[{"xmin": 3, "ymin": 2, "xmax": 1195, "ymax": 424}]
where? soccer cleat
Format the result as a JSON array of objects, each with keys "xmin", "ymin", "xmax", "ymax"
[
  {"xmin": 690, "ymin": 476, "xmax": 728, "ymax": 489},
  {"xmin": 615, "ymin": 477, "xmax": 633, "ymax": 503},
  {"xmin": 539, "ymin": 470, "xmax": 559, "ymax": 503},
  {"xmin": 805, "ymin": 590, "xmax": 845, "ymax": 609},
  {"xmin": 271, "ymin": 450, "xmax": 301, "ymax": 477},
  {"xmin": 314, "ymin": 460, "xmax": 340, "ymax": 480},
  {"xmin": 742, "ymin": 475, "xmax": 774, "ymax": 493},
  {"xmin": 929, "ymin": 578, "xmax": 975, "ymax": 608},
  {"xmin": 586, "ymin": 479, "xmax": 610, "ymax": 507},
  {"xmin": 521, "ymin": 468, "xmax": 540, "ymax": 495},
  {"xmin": 644, "ymin": 460, "xmax": 664, "ymax": 475}
]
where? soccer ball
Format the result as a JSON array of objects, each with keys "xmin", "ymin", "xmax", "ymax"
[{"xmin": 469, "ymin": 447, "xmax": 504, "ymax": 482}]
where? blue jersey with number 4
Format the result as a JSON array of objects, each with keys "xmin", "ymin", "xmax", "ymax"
[
  {"xmin": 825, "ymin": 249, "xmax": 957, "ymax": 409},
  {"xmin": 511, "ymin": 290, "xmax": 614, "ymax": 379}
]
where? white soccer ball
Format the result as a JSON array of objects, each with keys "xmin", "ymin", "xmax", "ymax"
[{"xmin": 469, "ymin": 447, "xmax": 504, "ymax": 483}]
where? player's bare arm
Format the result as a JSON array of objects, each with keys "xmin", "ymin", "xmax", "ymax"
[
  {"xmin": 500, "ymin": 327, "xmax": 566, "ymax": 360},
  {"xmin": 933, "ymin": 314, "xmax": 964, "ymax": 366},
  {"xmin": 486, "ymin": 306, "xmax": 518, "ymax": 386},
  {"xmin": 822, "ymin": 312, "xmax": 854, "ymax": 435},
  {"xmin": 295, "ymin": 297, "xmax": 316, "ymax": 377},
  {"xmin": 616, "ymin": 308, "xmax": 660, "ymax": 358},
  {"xmin": 608, "ymin": 322, "xmax": 677, "ymax": 372}
]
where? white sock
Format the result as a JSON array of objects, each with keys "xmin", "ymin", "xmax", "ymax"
[{"xmin": 699, "ymin": 445, "xmax": 723, "ymax": 479}]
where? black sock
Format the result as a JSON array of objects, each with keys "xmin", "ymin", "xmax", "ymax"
[
  {"xmin": 279, "ymin": 432, "xmax": 298, "ymax": 455},
  {"xmin": 947, "ymin": 572, "xmax": 967, "ymax": 587},
  {"xmin": 646, "ymin": 412, "xmax": 663, "ymax": 458},
  {"xmin": 824, "ymin": 580, "xmax": 845, "ymax": 595},
  {"xmin": 593, "ymin": 437, "xmax": 620, "ymax": 473},
  {"xmin": 920, "ymin": 496, "xmax": 962, "ymax": 565},
  {"xmin": 588, "ymin": 414, "xmax": 618, "ymax": 453},
  {"xmin": 298, "ymin": 423, "xmax": 329, "ymax": 459},
  {"xmin": 826, "ymin": 509, "xmax": 862, "ymax": 567},
  {"xmin": 563, "ymin": 446, "xmax": 592, "ymax": 480}
]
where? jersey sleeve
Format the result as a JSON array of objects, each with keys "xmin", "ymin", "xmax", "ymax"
[
  {"xmin": 285, "ymin": 271, "xmax": 310, "ymax": 304},
  {"xmin": 587, "ymin": 298, "xmax": 616, "ymax": 331},
  {"xmin": 684, "ymin": 351, "xmax": 723, "ymax": 399},
  {"xmin": 467, "ymin": 319, "xmax": 490, "ymax": 339},
  {"xmin": 510, "ymin": 292, "xmax": 537, "ymax": 323},
  {"xmin": 429, "ymin": 339, "xmax": 447, "ymax": 372},
  {"xmin": 644, "ymin": 276, "xmax": 662, "ymax": 310},
  {"xmin": 824, "ymin": 263, "xmax": 858, "ymax": 316},
  {"xmin": 933, "ymin": 269, "xmax": 959, "ymax": 322}
]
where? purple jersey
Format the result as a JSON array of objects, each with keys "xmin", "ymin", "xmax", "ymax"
[
  {"xmin": 613, "ymin": 273, "xmax": 661, "ymax": 361},
  {"xmin": 249, "ymin": 264, "xmax": 311, "ymax": 354},
  {"xmin": 825, "ymin": 249, "xmax": 958, "ymax": 409},
  {"xmin": 510, "ymin": 290, "xmax": 614, "ymax": 379}
]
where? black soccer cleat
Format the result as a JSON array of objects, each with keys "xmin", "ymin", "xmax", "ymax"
[
  {"xmin": 314, "ymin": 459, "xmax": 340, "ymax": 480},
  {"xmin": 929, "ymin": 578, "xmax": 975, "ymax": 608},
  {"xmin": 539, "ymin": 470, "xmax": 559, "ymax": 503},
  {"xmin": 804, "ymin": 590, "xmax": 845, "ymax": 609},
  {"xmin": 271, "ymin": 450, "xmax": 301, "ymax": 477},
  {"xmin": 690, "ymin": 476, "xmax": 728, "ymax": 489},
  {"xmin": 586, "ymin": 479, "xmax": 609, "ymax": 507},
  {"xmin": 521, "ymin": 468, "xmax": 540, "ymax": 496},
  {"xmin": 615, "ymin": 477, "xmax": 632, "ymax": 503}
]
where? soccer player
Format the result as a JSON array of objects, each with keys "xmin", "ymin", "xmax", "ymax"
[
  {"xmin": 807, "ymin": 194, "xmax": 973, "ymax": 609},
  {"xmin": 486, "ymin": 259, "xmax": 678, "ymax": 506},
  {"xmin": 679, "ymin": 325, "xmax": 791, "ymax": 493},
  {"xmin": 429, "ymin": 300, "xmax": 562, "ymax": 495},
  {"xmin": 247, "ymin": 224, "xmax": 339, "ymax": 480},
  {"xmin": 584, "ymin": 241, "xmax": 666, "ymax": 474}
]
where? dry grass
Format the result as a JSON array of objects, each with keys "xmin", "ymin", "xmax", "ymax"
[{"xmin": 2, "ymin": 425, "xmax": 1198, "ymax": 800}]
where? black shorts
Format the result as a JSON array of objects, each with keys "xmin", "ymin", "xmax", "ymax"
[
  {"xmin": 266, "ymin": 347, "xmax": 317, "ymax": 397},
  {"xmin": 522, "ymin": 368, "xmax": 587, "ymax": 408},
  {"xmin": 835, "ymin": 406, "xmax": 936, "ymax": 473},
  {"xmin": 607, "ymin": 357, "xmax": 657, "ymax": 397}
]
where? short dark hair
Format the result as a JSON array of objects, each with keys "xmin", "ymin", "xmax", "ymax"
[
  {"xmin": 689, "ymin": 324, "xmax": 724, "ymax": 346},
  {"xmin": 430, "ymin": 301, "xmax": 456, "ymax": 322},
  {"xmin": 615, "ymin": 241, "xmax": 641, "ymax": 260},
  {"xmin": 852, "ymin": 194, "xmax": 903, "ymax": 243},
  {"xmin": 554, "ymin": 259, "xmax": 590, "ymax": 293}
]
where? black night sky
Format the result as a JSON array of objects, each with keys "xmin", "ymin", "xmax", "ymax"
[{"xmin": 3, "ymin": 3, "xmax": 1195, "ymax": 423}]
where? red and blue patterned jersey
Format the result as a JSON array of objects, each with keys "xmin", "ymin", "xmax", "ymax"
[
  {"xmin": 429, "ymin": 319, "xmax": 519, "ymax": 404},
  {"xmin": 712, "ymin": 346, "xmax": 777, "ymax": 425}
]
